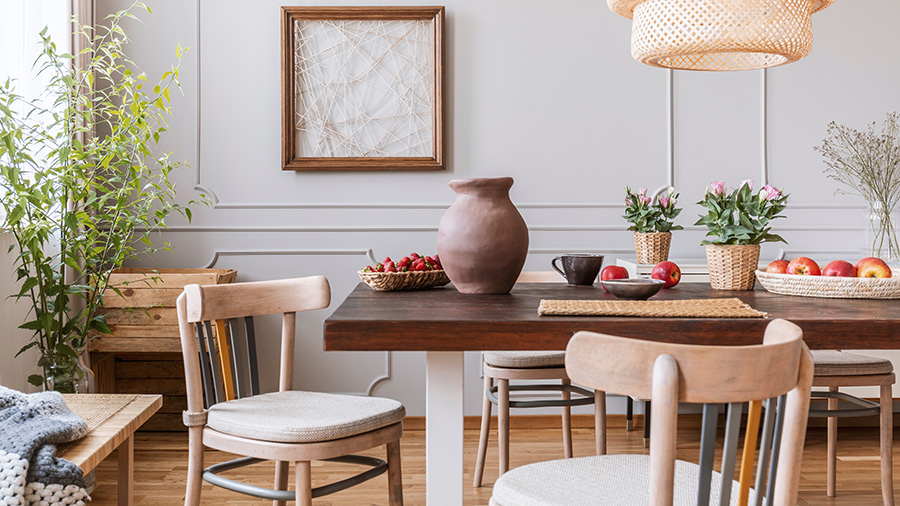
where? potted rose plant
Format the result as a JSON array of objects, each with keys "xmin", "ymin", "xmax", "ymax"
[
  {"xmin": 695, "ymin": 180, "xmax": 788, "ymax": 290},
  {"xmin": 624, "ymin": 186, "xmax": 683, "ymax": 263}
]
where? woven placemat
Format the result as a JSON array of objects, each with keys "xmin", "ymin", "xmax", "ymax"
[
  {"xmin": 538, "ymin": 298, "xmax": 769, "ymax": 318},
  {"xmin": 57, "ymin": 394, "xmax": 139, "ymax": 453}
]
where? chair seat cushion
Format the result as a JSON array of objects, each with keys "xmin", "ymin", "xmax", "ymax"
[
  {"xmin": 484, "ymin": 351, "xmax": 565, "ymax": 368},
  {"xmin": 811, "ymin": 350, "xmax": 894, "ymax": 376},
  {"xmin": 491, "ymin": 454, "xmax": 755, "ymax": 506},
  {"xmin": 206, "ymin": 391, "xmax": 405, "ymax": 443}
]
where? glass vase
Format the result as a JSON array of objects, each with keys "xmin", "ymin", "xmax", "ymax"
[
  {"xmin": 865, "ymin": 203, "xmax": 900, "ymax": 264},
  {"xmin": 41, "ymin": 351, "xmax": 90, "ymax": 393}
]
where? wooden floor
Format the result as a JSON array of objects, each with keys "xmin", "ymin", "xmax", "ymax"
[{"xmin": 90, "ymin": 424, "xmax": 895, "ymax": 505}]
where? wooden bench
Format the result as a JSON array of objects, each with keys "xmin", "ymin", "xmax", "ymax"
[{"xmin": 59, "ymin": 394, "xmax": 162, "ymax": 506}]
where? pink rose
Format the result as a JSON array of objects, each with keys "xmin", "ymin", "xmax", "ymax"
[
  {"xmin": 708, "ymin": 181, "xmax": 726, "ymax": 196},
  {"xmin": 625, "ymin": 198, "xmax": 633, "ymax": 207},
  {"xmin": 639, "ymin": 195, "xmax": 652, "ymax": 205},
  {"xmin": 740, "ymin": 179, "xmax": 754, "ymax": 191},
  {"xmin": 659, "ymin": 196, "xmax": 670, "ymax": 208},
  {"xmin": 638, "ymin": 187, "xmax": 648, "ymax": 196},
  {"xmin": 761, "ymin": 184, "xmax": 780, "ymax": 201}
]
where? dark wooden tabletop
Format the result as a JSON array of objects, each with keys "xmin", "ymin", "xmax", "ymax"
[{"xmin": 323, "ymin": 283, "xmax": 900, "ymax": 351}]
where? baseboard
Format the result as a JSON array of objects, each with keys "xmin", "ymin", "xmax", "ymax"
[{"xmin": 401, "ymin": 413, "xmax": 897, "ymax": 431}]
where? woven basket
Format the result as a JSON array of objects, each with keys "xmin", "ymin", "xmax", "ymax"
[
  {"xmin": 358, "ymin": 270, "xmax": 450, "ymax": 291},
  {"xmin": 705, "ymin": 244, "xmax": 760, "ymax": 291},
  {"xmin": 756, "ymin": 268, "xmax": 900, "ymax": 299},
  {"xmin": 634, "ymin": 232, "xmax": 671, "ymax": 264}
]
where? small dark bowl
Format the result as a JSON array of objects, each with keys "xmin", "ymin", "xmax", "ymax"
[{"xmin": 601, "ymin": 278, "xmax": 666, "ymax": 300}]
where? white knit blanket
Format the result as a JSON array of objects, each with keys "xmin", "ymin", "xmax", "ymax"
[{"xmin": 0, "ymin": 387, "xmax": 89, "ymax": 506}]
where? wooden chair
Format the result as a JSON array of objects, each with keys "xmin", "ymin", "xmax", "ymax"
[
  {"xmin": 473, "ymin": 271, "xmax": 606, "ymax": 487},
  {"xmin": 177, "ymin": 276, "xmax": 404, "ymax": 506},
  {"xmin": 490, "ymin": 318, "xmax": 813, "ymax": 506},
  {"xmin": 809, "ymin": 350, "xmax": 895, "ymax": 505}
]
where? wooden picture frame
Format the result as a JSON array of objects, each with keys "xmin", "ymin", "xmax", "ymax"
[{"xmin": 281, "ymin": 6, "xmax": 445, "ymax": 171}]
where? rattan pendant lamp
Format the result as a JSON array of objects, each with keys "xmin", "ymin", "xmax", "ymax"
[{"xmin": 608, "ymin": 0, "xmax": 834, "ymax": 71}]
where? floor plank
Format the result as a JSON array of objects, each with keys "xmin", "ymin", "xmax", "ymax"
[{"xmin": 88, "ymin": 425, "xmax": 895, "ymax": 505}]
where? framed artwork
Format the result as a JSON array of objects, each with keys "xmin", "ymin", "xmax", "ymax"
[{"xmin": 281, "ymin": 6, "xmax": 445, "ymax": 171}]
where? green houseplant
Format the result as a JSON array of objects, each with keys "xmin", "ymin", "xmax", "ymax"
[
  {"xmin": 623, "ymin": 186, "xmax": 683, "ymax": 263},
  {"xmin": 694, "ymin": 180, "xmax": 789, "ymax": 290},
  {"xmin": 0, "ymin": 4, "xmax": 201, "ymax": 392}
]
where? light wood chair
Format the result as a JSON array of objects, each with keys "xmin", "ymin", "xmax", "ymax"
[
  {"xmin": 809, "ymin": 350, "xmax": 895, "ymax": 505},
  {"xmin": 490, "ymin": 318, "xmax": 814, "ymax": 506},
  {"xmin": 473, "ymin": 271, "xmax": 606, "ymax": 487},
  {"xmin": 177, "ymin": 276, "xmax": 404, "ymax": 506}
]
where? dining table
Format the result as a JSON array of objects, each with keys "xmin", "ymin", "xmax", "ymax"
[{"xmin": 323, "ymin": 281, "xmax": 900, "ymax": 506}]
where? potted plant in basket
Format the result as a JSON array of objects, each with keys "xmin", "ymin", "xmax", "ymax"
[
  {"xmin": 624, "ymin": 186, "xmax": 683, "ymax": 264},
  {"xmin": 695, "ymin": 180, "xmax": 788, "ymax": 290},
  {"xmin": 0, "ymin": 4, "xmax": 203, "ymax": 392}
]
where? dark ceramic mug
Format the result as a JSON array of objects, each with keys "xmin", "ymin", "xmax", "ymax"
[{"xmin": 551, "ymin": 254, "xmax": 605, "ymax": 286}]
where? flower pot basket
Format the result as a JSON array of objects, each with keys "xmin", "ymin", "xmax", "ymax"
[
  {"xmin": 634, "ymin": 232, "xmax": 671, "ymax": 264},
  {"xmin": 705, "ymin": 244, "xmax": 760, "ymax": 290}
]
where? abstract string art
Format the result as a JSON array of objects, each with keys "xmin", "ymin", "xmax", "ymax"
[{"xmin": 281, "ymin": 7, "xmax": 445, "ymax": 171}]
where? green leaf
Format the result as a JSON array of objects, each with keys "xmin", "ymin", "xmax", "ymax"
[{"xmin": 28, "ymin": 374, "xmax": 44, "ymax": 387}]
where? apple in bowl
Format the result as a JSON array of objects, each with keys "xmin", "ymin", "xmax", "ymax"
[
  {"xmin": 600, "ymin": 265, "xmax": 629, "ymax": 292},
  {"xmin": 766, "ymin": 260, "xmax": 790, "ymax": 274},
  {"xmin": 857, "ymin": 257, "xmax": 893, "ymax": 278},
  {"xmin": 787, "ymin": 257, "xmax": 820, "ymax": 276},
  {"xmin": 822, "ymin": 260, "xmax": 857, "ymax": 277}
]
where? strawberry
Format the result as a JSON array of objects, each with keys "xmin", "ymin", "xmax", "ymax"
[
  {"xmin": 383, "ymin": 256, "xmax": 393, "ymax": 265},
  {"xmin": 375, "ymin": 263, "xmax": 384, "ymax": 272},
  {"xmin": 410, "ymin": 252, "xmax": 420, "ymax": 260},
  {"xmin": 424, "ymin": 260, "xmax": 435, "ymax": 271},
  {"xmin": 400, "ymin": 266, "xmax": 409, "ymax": 272},
  {"xmin": 411, "ymin": 259, "xmax": 427, "ymax": 271},
  {"xmin": 433, "ymin": 254, "xmax": 442, "ymax": 268},
  {"xmin": 397, "ymin": 257, "xmax": 411, "ymax": 269},
  {"xmin": 363, "ymin": 266, "xmax": 373, "ymax": 272},
  {"xmin": 384, "ymin": 261, "xmax": 397, "ymax": 272}
]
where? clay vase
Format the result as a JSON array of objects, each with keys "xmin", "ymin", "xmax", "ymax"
[{"xmin": 437, "ymin": 177, "xmax": 529, "ymax": 294}]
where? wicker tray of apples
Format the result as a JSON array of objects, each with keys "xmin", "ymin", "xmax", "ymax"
[
  {"xmin": 359, "ymin": 253, "xmax": 450, "ymax": 291},
  {"xmin": 756, "ymin": 257, "xmax": 900, "ymax": 299}
]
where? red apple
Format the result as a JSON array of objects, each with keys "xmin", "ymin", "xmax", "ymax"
[
  {"xmin": 766, "ymin": 260, "xmax": 790, "ymax": 274},
  {"xmin": 822, "ymin": 260, "xmax": 857, "ymax": 277},
  {"xmin": 854, "ymin": 257, "xmax": 880, "ymax": 270},
  {"xmin": 787, "ymin": 257, "xmax": 821, "ymax": 276},
  {"xmin": 857, "ymin": 257, "xmax": 893, "ymax": 278},
  {"xmin": 600, "ymin": 265, "xmax": 629, "ymax": 292},
  {"xmin": 651, "ymin": 261, "xmax": 681, "ymax": 288}
]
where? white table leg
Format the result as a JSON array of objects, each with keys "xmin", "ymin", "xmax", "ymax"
[{"xmin": 426, "ymin": 351, "xmax": 464, "ymax": 506}]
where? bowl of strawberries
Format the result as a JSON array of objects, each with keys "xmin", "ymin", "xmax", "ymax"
[{"xmin": 359, "ymin": 252, "xmax": 451, "ymax": 291}]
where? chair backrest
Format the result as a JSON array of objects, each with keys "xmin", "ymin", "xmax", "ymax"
[
  {"xmin": 176, "ymin": 276, "xmax": 331, "ymax": 417},
  {"xmin": 565, "ymin": 318, "xmax": 813, "ymax": 506}
]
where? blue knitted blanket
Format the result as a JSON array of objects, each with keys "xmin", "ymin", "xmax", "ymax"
[{"xmin": 0, "ymin": 386, "xmax": 89, "ymax": 505}]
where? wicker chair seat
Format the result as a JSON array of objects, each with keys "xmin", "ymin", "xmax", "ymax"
[
  {"xmin": 811, "ymin": 350, "xmax": 894, "ymax": 377},
  {"xmin": 483, "ymin": 351, "xmax": 566, "ymax": 369},
  {"xmin": 207, "ymin": 391, "xmax": 405, "ymax": 443},
  {"xmin": 491, "ymin": 454, "xmax": 753, "ymax": 506}
]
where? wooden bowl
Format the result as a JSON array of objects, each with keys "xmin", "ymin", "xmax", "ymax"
[{"xmin": 601, "ymin": 278, "xmax": 666, "ymax": 300}]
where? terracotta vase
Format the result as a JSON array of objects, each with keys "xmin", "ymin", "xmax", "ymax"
[{"xmin": 437, "ymin": 177, "xmax": 529, "ymax": 294}]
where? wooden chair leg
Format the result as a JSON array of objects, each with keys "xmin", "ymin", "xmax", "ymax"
[
  {"xmin": 387, "ymin": 440, "xmax": 404, "ymax": 506},
  {"xmin": 498, "ymin": 378, "xmax": 510, "ymax": 476},
  {"xmin": 561, "ymin": 379, "xmax": 573, "ymax": 458},
  {"xmin": 827, "ymin": 386, "xmax": 838, "ymax": 498},
  {"xmin": 474, "ymin": 374, "xmax": 493, "ymax": 487},
  {"xmin": 880, "ymin": 383, "xmax": 894, "ymax": 506},
  {"xmin": 643, "ymin": 400, "xmax": 651, "ymax": 449},
  {"xmin": 184, "ymin": 427, "xmax": 203, "ymax": 506},
  {"xmin": 594, "ymin": 390, "xmax": 607, "ymax": 456},
  {"xmin": 295, "ymin": 461, "xmax": 312, "ymax": 506},
  {"xmin": 273, "ymin": 461, "xmax": 289, "ymax": 506}
]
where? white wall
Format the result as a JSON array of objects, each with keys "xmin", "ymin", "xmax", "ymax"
[{"xmin": 91, "ymin": 0, "xmax": 900, "ymax": 415}]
